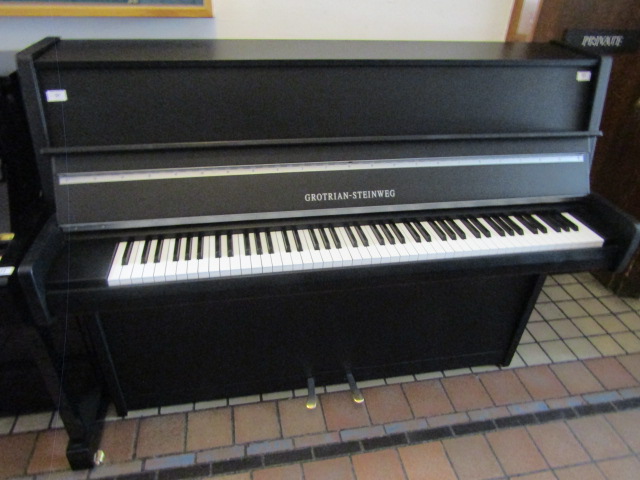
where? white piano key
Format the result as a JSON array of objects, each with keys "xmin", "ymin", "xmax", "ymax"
[
  {"xmin": 286, "ymin": 230, "xmax": 305, "ymax": 271},
  {"xmin": 198, "ymin": 235, "xmax": 212, "ymax": 279},
  {"xmin": 153, "ymin": 238, "xmax": 170, "ymax": 282},
  {"xmin": 333, "ymin": 227, "xmax": 354, "ymax": 267},
  {"xmin": 248, "ymin": 232, "xmax": 263, "ymax": 274},
  {"xmin": 239, "ymin": 233, "xmax": 253, "ymax": 275},
  {"xmin": 175, "ymin": 237, "xmax": 189, "ymax": 280},
  {"xmin": 229, "ymin": 234, "xmax": 243, "ymax": 276},
  {"xmin": 107, "ymin": 241, "xmax": 129, "ymax": 286},
  {"xmin": 128, "ymin": 240, "xmax": 147, "ymax": 284},
  {"xmin": 164, "ymin": 238, "xmax": 179, "ymax": 281},
  {"xmin": 297, "ymin": 229, "xmax": 315, "ymax": 271},
  {"xmin": 186, "ymin": 236, "xmax": 200, "ymax": 279},
  {"xmin": 258, "ymin": 232, "xmax": 274, "ymax": 273},
  {"xmin": 141, "ymin": 239, "xmax": 159, "ymax": 283},
  {"xmin": 274, "ymin": 231, "xmax": 294, "ymax": 271},
  {"xmin": 208, "ymin": 236, "xmax": 221, "ymax": 278}
]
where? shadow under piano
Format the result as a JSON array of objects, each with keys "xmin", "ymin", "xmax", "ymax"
[{"xmin": 14, "ymin": 38, "xmax": 640, "ymax": 469}]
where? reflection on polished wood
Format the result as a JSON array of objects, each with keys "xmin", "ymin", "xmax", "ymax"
[{"xmin": 0, "ymin": 0, "xmax": 212, "ymax": 17}]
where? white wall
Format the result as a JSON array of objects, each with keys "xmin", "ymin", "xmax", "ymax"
[{"xmin": 0, "ymin": 0, "xmax": 514, "ymax": 52}]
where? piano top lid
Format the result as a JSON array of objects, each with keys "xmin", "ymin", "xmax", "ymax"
[{"xmin": 30, "ymin": 39, "xmax": 600, "ymax": 68}]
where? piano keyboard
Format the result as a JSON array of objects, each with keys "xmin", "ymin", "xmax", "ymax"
[{"xmin": 107, "ymin": 212, "xmax": 604, "ymax": 286}]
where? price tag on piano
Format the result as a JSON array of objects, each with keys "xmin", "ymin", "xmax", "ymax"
[
  {"xmin": 0, "ymin": 266, "xmax": 15, "ymax": 277},
  {"xmin": 45, "ymin": 90, "xmax": 68, "ymax": 103}
]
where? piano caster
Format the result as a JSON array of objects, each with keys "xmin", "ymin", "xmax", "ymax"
[
  {"xmin": 93, "ymin": 449, "xmax": 106, "ymax": 467},
  {"xmin": 306, "ymin": 377, "xmax": 318, "ymax": 410},
  {"xmin": 346, "ymin": 371, "xmax": 365, "ymax": 404}
]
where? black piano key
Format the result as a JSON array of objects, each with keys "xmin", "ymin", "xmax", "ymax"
[
  {"xmin": 460, "ymin": 217, "xmax": 482, "ymax": 239},
  {"xmin": 328, "ymin": 226, "xmax": 341, "ymax": 249},
  {"xmin": 292, "ymin": 228, "xmax": 304, "ymax": 252},
  {"xmin": 469, "ymin": 216, "xmax": 491, "ymax": 237},
  {"xmin": 265, "ymin": 230, "xmax": 275, "ymax": 254},
  {"xmin": 379, "ymin": 223, "xmax": 395, "ymax": 244},
  {"xmin": 369, "ymin": 223, "xmax": 385, "ymax": 245},
  {"xmin": 502, "ymin": 216, "xmax": 524, "ymax": 235},
  {"xmin": 140, "ymin": 237, "xmax": 152, "ymax": 264},
  {"xmin": 403, "ymin": 221, "xmax": 421, "ymax": 242},
  {"xmin": 427, "ymin": 220, "xmax": 447, "ymax": 241},
  {"xmin": 354, "ymin": 224, "xmax": 369, "ymax": 247},
  {"xmin": 515, "ymin": 215, "xmax": 538, "ymax": 234},
  {"xmin": 244, "ymin": 232, "xmax": 252, "ymax": 255},
  {"xmin": 538, "ymin": 213, "xmax": 563, "ymax": 232},
  {"xmin": 413, "ymin": 221, "xmax": 431, "ymax": 242},
  {"xmin": 173, "ymin": 236, "xmax": 182, "ymax": 262},
  {"xmin": 282, "ymin": 229, "xmax": 292, "ymax": 253},
  {"xmin": 215, "ymin": 234, "xmax": 222, "ymax": 258},
  {"xmin": 492, "ymin": 216, "xmax": 514, "ymax": 236},
  {"xmin": 227, "ymin": 234, "xmax": 234, "ymax": 257},
  {"xmin": 388, "ymin": 222, "xmax": 406, "ymax": 244},
  {"xmin": 556, "ymin": 212, "xmax": 579, "ymax": 231},
  {"xmin": 185, "ymin": 235, "xmax": 194, "ymax": 260},
  {"xmin": 483, "ymin": 216, "xmax": 506, "ymax": 237},
  {"xmin": 318, "ymin": 228, "xmax": 331, "ymax": 249},
  {"xmin": 344, "ymin": 225, "xmax": 358, "ymax": 247},
  {"xmin": 309, "ymin": 228, "xmax": 320, "ymax": 250},
  {"xmin": 436, "ymin": 219, "xmax": 457, "ymax": 240},
  {"xmin": 153, "ymin": 238, "xmax": 164, "ymax": 263},
  {"xmin": 255, "ymin": 230, "xmax": 263, "ymax": 255},
  {"xmin": 197, "ymin": 233, "xmax": 204, "ymax": 260},
  {"xmin": 121, "ymin": 239, "xmax": 134, "ymax": 265},
  {"xmin": 527, "ymin": 214, "xmax": 547, "ymax": 234},
  {"xmin": 445, "ymin": 218, "xmax": 466, "ymax": 240}
]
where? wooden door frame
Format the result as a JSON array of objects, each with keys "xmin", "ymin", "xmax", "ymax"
[{"xmin": 507, "ymin": 0, "xmax": 545, "ymax": 41}]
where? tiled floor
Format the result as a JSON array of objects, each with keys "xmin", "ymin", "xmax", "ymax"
[{"xmin": 1, "ymin": 272, "xmax": 640, "ymax": 480}]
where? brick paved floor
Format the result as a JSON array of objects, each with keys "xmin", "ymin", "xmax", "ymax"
[{"xmin": 1, "ymin": 272, "xmax": 640, "ymax": 479}]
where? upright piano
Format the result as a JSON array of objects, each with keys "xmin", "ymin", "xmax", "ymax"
[{"xmin": 16, "ymin": 37, "xmax": 640, "ymax": 467}]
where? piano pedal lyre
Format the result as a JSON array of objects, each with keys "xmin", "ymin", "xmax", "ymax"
[
  {"xmin": 346, "ymin": 371, "xmax": 365, "ymax": 404},
  {"xmin": 306, "ymin": 377, "xmax": 318, "ymax": 410}
]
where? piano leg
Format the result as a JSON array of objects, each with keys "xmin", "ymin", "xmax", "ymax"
[
  {"xmin": 26, "ymin": 324, "xmax": 108, "ymax": 470},
  {"xmin": 500, "ymin": 274, "xmax": 546, "ymax": 367}
]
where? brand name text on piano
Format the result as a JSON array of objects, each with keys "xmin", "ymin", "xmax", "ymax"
[{"xmin": 304, "ymin": 190, "xmax": 396, "ymax": 202}]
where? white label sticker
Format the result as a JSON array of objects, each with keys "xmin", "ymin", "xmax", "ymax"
[
  {"xmin": 0, "ymin": 266, "xmax": 15, "ymax": 277},
  {"xmin": 576, "ymin": 71, "xmax": 592, "ymax": 82},
  {"xmin": 45, "ymin": 90, "xmax": 68, "ymax": 102}
]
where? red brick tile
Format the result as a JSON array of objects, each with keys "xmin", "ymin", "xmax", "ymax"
[
  {"xmin": 618, "ymin": 353, "xmax": 640, "ymax": 381},
  {"xmin": 402, "ymin": 379, "xmax": 454, "ymax": 418},
  {"xmin": 441, "ymin": 375, "xmax": 493, "ymax": 411},
  {"xmin": 320, "ymin": 391, "xmax": 370, "ymax": 431},
  {"xmin": 550, "ymin": 362, "xmax": 604, "ymax": 395},
  {"xmin": 187, "ymin": 408, "xmax": 233, "ymax": 451},
  {"xmin": 27, "ymin": 429, "xmax": 70, "ymax": 474},
  {"xmin": 567, "ymin": 416, "xmax": 629, "ymax": 460},
  {"xmin": 99, "ymin": 419, "xmax": 138, "ymax": 463},
  {"xmin": 352, "ymin": 449, "xmax": 406, "ymax": 480},
  {"xmin": 278, "ymin": 397, "xmax": 326, "ymax": 437},
  {"xmin": 136, "ymin": 413, "xmax": 186, "ymax": 458},
  {"xmin": 486, "ymin": 428, "xmax": 547, "ymax": 475},
  {"xmin": 253, "ymin": 464, "xmax": 303, "ymax": 480},
  {"xmin": 443, "ymin": 434, "xmax": 503, "ymax": 480},
  {"xmin": 514, "ymin": 473, "xmax": 558, "ymax": 480},
  {"xmin": 478, "ymin": 370, "xmax": 531, "ymax": 406},
  {"xmin": 605, "ymin": 409, "xmax": 640, "ymax": 453},
  {"xmin": 363, "ymin": 385, "xmax": 413, "ymax": 425},
  {"xmin": 399, "ymin": 442, "xmax": 456, "ymax": 480},
  {"xmin": 597, "ymin": 456, "xmax": 640, "ymax": 480},
  {"xmin": 527, "ymin": 422, "xmax": 589, "ymax": 468},
  {"xmin": 584, "ymin": 357, "xmax": 639, "ymax": 390},
  {"xmin": 555, "ymin": 464, "xmax": 606, "ymax": 480},
  {"xmin": 303, "ymin": 456, "xmax": 355, "ymax": 480},
  {"xmin": 234, "ymin": 402, "xmax": 281, "ymax": 444},
  {"xmin": 515, "ymin": 365, "xmax": 569, "ymax": 400},
  {"xmin": 0, "ymin": 432, "xmax": 37, "ymax": 479}
]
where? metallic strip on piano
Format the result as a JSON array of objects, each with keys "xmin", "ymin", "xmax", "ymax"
[{"xmin": 57, "ymin": 153, "xmax": 586, "ymax": 186}]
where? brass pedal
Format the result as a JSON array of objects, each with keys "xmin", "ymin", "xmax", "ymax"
[
  {"xmin": 346, "ymin": 371, "xmax": 364, "ymax": 404},
  {"xmin": 306, "ymin": 377, "xmax": 317, "ymax": 410}
]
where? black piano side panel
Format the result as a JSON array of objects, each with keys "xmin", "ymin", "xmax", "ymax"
[{"xmin": 94, "ymin": 271, "xmax": 539, "ymax": 410}]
